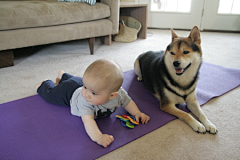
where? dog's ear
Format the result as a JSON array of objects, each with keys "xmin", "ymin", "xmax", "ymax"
[
  {"xmin": 171, "ymin": 28, "xmax": 179, "ymax": 41},
  {"xmin": 189, "ymin": 26, "xmax": 201, "ymax": 45}
]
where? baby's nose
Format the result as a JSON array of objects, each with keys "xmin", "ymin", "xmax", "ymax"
[{"xmin": 84, "ymin": 92, "xmax": 90, "ymax": 99}]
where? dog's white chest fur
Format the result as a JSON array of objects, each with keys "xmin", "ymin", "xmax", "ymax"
[
  {"xmin": 163, "ymin": 76, "xmax": 197, "ymax": 103},
  {"xmin": 164, "ymin": 88, "xmax": 185, "ymax": 104}
]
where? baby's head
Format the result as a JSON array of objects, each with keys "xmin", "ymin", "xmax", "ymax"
[{"xmin": 82, "ymin": 59, "xmax": 123, "ymax": 105}]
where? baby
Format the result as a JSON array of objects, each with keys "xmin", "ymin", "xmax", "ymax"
[{"xmin": 35, "ymin": 59, "xmax": 150, "ymax": 148}]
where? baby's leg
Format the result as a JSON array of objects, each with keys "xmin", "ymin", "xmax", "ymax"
[
  {"xmin": 36, "ymin": 80, "xmax": 58, "ymax": 105},
  {"xmin": 35, "ymin": 79, "xmax": 48, "ymax": 92},
  {"xmin": 37, "ymin": 77, "xmax": 82, "ymax": 106},
  {"xmin": 55, "ymin": 70, "xmax": 65, "ymax": 85},
  {"xmin": 56, "ymin": 70, "xmax": 75, "ymax": 85}
]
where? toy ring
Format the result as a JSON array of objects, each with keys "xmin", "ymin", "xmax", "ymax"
[
  {"xmin": 122, "ymin": 114, "xmax": 139, "ymax": 125},
  {"xmin": 116, "ymin": 115, "xmax": 138, "ymax": 129},
  {"xmin": 121, "ymin": 121, "xmax": 135, "ymax": 129}
]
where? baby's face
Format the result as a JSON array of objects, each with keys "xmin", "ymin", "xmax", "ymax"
[{"xmin": 81, "ymin": 75, "xmax": 112, "ymax": 105}]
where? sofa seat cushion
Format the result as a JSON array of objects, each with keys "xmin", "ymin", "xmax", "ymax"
[{"xmin": 0, "ymin": 1, "xmax": 110, "ymax": 31}]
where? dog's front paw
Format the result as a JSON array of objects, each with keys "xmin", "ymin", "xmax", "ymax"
[
  {"xmin": 137, "ymin": 77, "xmax": 142, "ymax": 81},
  {"xmin": 204, "ymin": 122, "xmax": 218, "ymax": 134},
  {"xmin": 190, "ymin": 120, "xmax": 206, "ymax": 134}
]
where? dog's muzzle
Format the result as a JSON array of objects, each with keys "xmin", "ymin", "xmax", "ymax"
[{"xmin": 173, "ymin": 61, "xmax": 191, "ymax": 76}]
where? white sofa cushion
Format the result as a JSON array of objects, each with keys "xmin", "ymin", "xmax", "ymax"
[{"xmin": 0, "ymin": 1, "xmax": 110, "ymax": 30}]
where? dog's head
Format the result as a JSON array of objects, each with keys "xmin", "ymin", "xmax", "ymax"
[{"xmin": 164, "ymin": 26, "xmax": 202, "ymax": 76}]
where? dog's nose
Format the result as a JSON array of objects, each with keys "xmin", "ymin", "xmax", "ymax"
[{"xmin": 173, "ymin": 61, "xmax": 181, "ymax": 67}]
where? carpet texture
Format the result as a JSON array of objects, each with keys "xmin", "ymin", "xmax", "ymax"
[{"xmin": 1, "ymin": 62, "xmax": 240, "ymax": 160}]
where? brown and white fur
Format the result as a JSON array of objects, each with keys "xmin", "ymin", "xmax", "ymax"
[{"xmin": 134, "ymin": 26, "xmax": 217, "ymax": 134}]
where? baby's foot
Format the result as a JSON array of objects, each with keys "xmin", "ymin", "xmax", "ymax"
[{"xmin": 55, "ymin": 70, "xmax": 65, "ymax": 85}]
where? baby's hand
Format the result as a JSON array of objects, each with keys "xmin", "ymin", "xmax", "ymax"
[
  {"xmin": 95, "ymin": 134, "xmax": 114, "ymax": 148},
  {"xmin": 135, "ymin": 112, "xmax": 150, "ymax": 124}
]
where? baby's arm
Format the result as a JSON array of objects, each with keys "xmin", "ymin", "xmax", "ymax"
[
  {"xmin": 123, "ymin": 100, "xmax": 150, "ymax": 124},
  {"xmin": 81, "ymin": 115, "xmax": 114, "ymax": 148}
]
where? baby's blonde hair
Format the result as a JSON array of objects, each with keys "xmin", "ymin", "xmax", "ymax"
[{"xmin": 83, "ymin": 59, "xmax": 124, "ymax": 93}]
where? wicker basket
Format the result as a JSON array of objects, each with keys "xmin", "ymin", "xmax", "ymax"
[{"xmin": 114, "ymin": 16, "xmax": 141, "ymax": 43}]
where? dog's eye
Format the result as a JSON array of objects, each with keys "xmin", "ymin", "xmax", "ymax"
[
  {"xmin": 183, "ymin": 51, "xmax": 189, "ymax": 54},
  {"xmin": 170, "ymin": 52, "xmax": 175, "ymax": 55}
]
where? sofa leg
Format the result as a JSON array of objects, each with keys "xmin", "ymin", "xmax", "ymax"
[
  {"xmin": 0, "ymin": 50, "xmax": 14, "ymax": 68},
  {"xmin": 101, "ymin": 35, "xmax": 112, "ymax": 46},
  {"xmin": 88, "ymin": 37, "xmax": 95, "ymax": 55}
]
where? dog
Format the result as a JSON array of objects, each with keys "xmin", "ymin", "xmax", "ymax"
[{"xmin": 134, "ymin": 26, "xmax": 217, "ymax": 134}]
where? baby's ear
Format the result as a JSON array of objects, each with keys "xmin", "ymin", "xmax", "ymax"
[{"xmin": 109, "ymin": 92, "xmax": 118, "ymax": 99}]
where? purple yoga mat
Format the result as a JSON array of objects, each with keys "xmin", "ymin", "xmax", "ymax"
[{"xmin": 1, "ymin": 62, "xmax": 240, "ymax": 160}]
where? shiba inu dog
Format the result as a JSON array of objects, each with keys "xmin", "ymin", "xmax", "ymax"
[{"xmin": 134, "ymin": 26, "xmax": 217, "ymax": 134}]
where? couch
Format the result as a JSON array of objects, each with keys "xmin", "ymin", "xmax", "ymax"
[{"xmin": 0, "ymin": 0, "xmax": 120, "ymax": 68}]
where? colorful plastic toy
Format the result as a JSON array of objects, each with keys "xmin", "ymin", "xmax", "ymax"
[
  {"xmin": 122, "ymin": 114, "xmax": 139, "ymax": 125},
  {"xmin": 115, "ymin": 114, "xmax": 139, "ymax": 129}
]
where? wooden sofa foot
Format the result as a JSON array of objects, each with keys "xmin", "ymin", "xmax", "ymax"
[
  {"xmin": 100, "ymin": 35, "xmax": 112, "ymax": 46},
  {"xmin": 0, "ymin": 50, "xmax": 14, "ymax": 68},
  {"xmin": 88, "ymin": 37, "xmax": 95, "ymax": 55},
  {"xmin": 105, "ymin": 35, "xmax": 112, "ymax": 45},
  {"xmin": 88, "ymin": 35, "xmax": 112, "ymax": 55}
]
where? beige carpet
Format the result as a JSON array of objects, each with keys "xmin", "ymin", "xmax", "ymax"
[{"xmin": 0, "ymin": 29, "xmax": 240, "ymax": 160}]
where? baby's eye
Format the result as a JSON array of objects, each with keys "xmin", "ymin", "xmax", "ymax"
[
  {"xmin": 83, "ymin": 86, "xmax": 87, "ymax": 89},
  {"xmin": 92, "ymin": 92, "xmax": 97, "ymax": 95}
]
